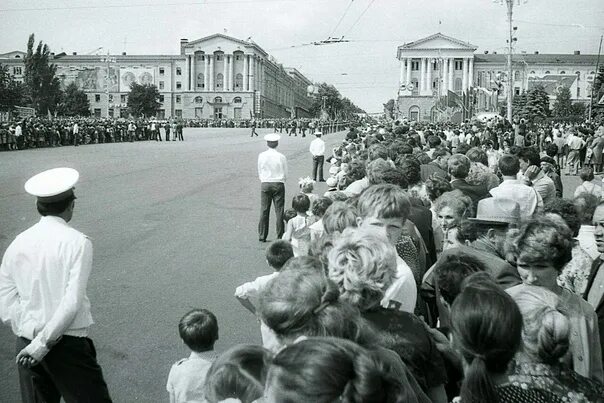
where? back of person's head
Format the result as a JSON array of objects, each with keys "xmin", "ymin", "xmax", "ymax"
[
  {"xmin": 347, "ymin": 159, "xmax": 366, "ymax": 181},
  {"xmin": 284, "ymin": 208, "xmax": 297, "ymax": 223},
  {"xmin": 545, "ymin": 143, "xmax": 558, "ymax": 157},
  {"xmin": 434, "ymin": 189, "xmax": 473, "ymax": 218},
  {"xmin": 432, "ymin": 147, "xmax": 449, "ymax": 160},
  {"xmin": 366, "ymin": 158, "xmax": 392, "ymax": 185},
  {"xmin": 36, "ymin": 195, "xmax": 76, "ymax": 217},
  {"xmin": 281, "ymin": 256, "xmax": 324, "ymax": 273},
  {"xmin": 258, "ymin": 269, "xmax": 372, "ymax": 346},
  {"xmin": 327, "ymin": 227, "xmax": 397, "ymax": 312},
  {"xmin": 396, "ymin": 155, "xmax": 421, "ymax": 186},
  {"xmin": 380, "ymin": 167, "xmax": 408, "ymax": 189},
  {"xmin": 266, "ymin": 240, "xmax": 294, "ymax": 271},
  {"xmin": 498, "ymin": 154, "xmax": 520, "ymax": 176},
  {"xmin": 451, "ymin": 275, "xmax": 522, "ymax": 403},
  {"xmin": 357, "ymin": 184, "xmax": 411, "ymax": 220},
  {"xmin": 466, "ymin": 147, "xmax": 488, "ymax": 166},
  {"xmin": 456, "ymin": 143, "xmax": 471, "ymax": 155},
  {"xmin": 447, "ymin": 154, "xmax": 471, "ymax": 179},
  {"xmin": 579, "ymin": 166, "xmax": 595, "ymax": 182},
  {"xmin": 518, "ymin": 147, "xmax": 540, "ymax": 167},
  {"xmin": 311, "ymin": 196, "xmax": 333, "ymax": 218},
  {"xmin": 425, "ymin": 174, "xmax": 452, "ymax": 202},
  {"xmin": 292, "ymin": 194, "xmax": 310, "ymax": 214},
  {"xmin": 368, "ymin": 144, "xmax": 389, "ymax": 161},
  {"xmin": 266, "ymin": 337, "xmax": 420, "ymax": 403},
  {"xmin": 204, "ymin": 344, "xmax": 270, "ymax": 403},
  {"xmin": 543, "ymin": 198, "xmax": 581, "ymax": 237},
  {"xmin": 178, "ymin": 309, "xmax": 219, "ymax": 352},
  {"xmin": 434, "ymin": 253, "xmax": 484, "ymax": 306},
  {"xmin": 508, "ymin": 286, "xmax": 570, "ymax": 365},
  {"xmin": 323, "ymin": 202, "xmax": 358, "ymax": 235},
  {"xmin": 427, "ymin": 135, "xmax": 441, "ymax": 148},
  {"xmin": 574, "ymin": 193, "xmax": 600, "ymax": 225}
]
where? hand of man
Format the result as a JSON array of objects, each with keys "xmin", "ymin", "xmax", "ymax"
[
  {"xmin": 16, "ymin": 349, "xmax": 39, "ymax": 368},
  {"xmin": 524, "ymin": 165, "xmax": 540, "ymax": 181}
]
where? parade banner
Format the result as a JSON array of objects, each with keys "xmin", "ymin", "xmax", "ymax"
[
  {"xmin": 57, "ymin": 66, "xmax": 119, "ymax": 92},
  {"xmin": 119, "ymin": 67, "xmax": 155, "ymax": 91},
  {"xmin": 527, "ymin": 75, "xmax": 577, "ymax": 95}
]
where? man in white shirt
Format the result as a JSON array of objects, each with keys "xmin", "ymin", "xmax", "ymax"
[
  {"xmin": 72, "ymin": 121, "xmax": 79, "ymax": 146},
  {"xmin": 490, "ymin": 154, "xmax": 542, "ymax": 218},
  {"xmin": 0, "ymin": 168, "xmax": 111, "ymax": 402},
  {"xmin": 309, "ymin": 130, "xmax": 326, "ymax": 182},
  {"xmin": 258, "ymin": 134, "xmax": 288, "ymax": 242}
]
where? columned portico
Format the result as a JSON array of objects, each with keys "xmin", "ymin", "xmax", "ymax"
[
  {"xmin": 204, "ymin": 56, "xmax": 210, "ymax": 91},
  {"xmin": 244, "ymin": 54, "xmax": 250, "ymax": 91},
  {"xmin": 462, "ymin": 58, "xmax": 468, "ymax": 91},
  {"xmin": 427, "ymin": 58, "xmax": 433, "ymax": 95},
  {"xmin": 249, "ymin": 55, "xmax": 255, "ymax": 91},
  {"xmin": 209, "ymin": 55, "xmax": 214, "ymax": 91},
  {"xmin": 399, "ymin": 59, "xmax": 406, "ymax": 87},
  {"xmin": 228, "ymin": 55, "xmax": 234, "ymax": 91},
  {"xmin": 406, "ymin": 57, "xmax": 412, "ymax": 86}
]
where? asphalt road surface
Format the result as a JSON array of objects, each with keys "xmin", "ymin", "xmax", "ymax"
[{"xmin": 0, "ymin": 127, "xmax": 346, "ymax": 402}]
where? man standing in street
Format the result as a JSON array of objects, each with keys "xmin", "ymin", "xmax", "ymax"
[
  {"xmin": 72, "ymin": 121, "xmax": 79, "ymax": 147},
  {"xmin": 258, "ymin": 134, "xmax": 287, "ymax": 242},
  {"xmin": 0, "ymin": 167, "xmax": 112, "ymax": 402},
  {"xmin": 309, "ymin": 130, "xmax": 325, "ymax": 182}
]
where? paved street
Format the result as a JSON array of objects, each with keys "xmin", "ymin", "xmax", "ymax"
[{"xmin": 0, "ymin": 128, "xmax": 345, "ymax": 402}]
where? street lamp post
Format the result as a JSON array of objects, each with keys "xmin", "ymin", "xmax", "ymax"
[{"xmin": 100, "ymin": 53, "xmax": 116, "ymax": 118}]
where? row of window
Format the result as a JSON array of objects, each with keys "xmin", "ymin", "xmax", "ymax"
[
  {"xmin": 194, "ymin": 53, "xmax": 245, "ymax": 62},
  {"xmin": 408, "ymin": 59, "xmax": 466, "ymax": 71},
  {"xmin": 159, "ymin": 67, "xmax": 182, "ymax": 76}
]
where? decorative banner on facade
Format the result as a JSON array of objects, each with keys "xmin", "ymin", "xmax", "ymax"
[
  {"xmin": 119, "ymin": 67, "xmax": 155, "ymax": 90},
  {"xmin": 527, "ymin": 75, "xmax": 577, "ymax": 95},
  {"xmin": 57, "ymin": 66, "xmax": 119, "ymax": 92}
]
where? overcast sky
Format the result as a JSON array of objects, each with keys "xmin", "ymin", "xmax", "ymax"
[{"xmin": 1, "ymin": 0, "xmax": 603, "ymax": 112}]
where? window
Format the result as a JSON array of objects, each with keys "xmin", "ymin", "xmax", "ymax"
[
  {"xmin": 432, "ymin": 61, "xmax": 438, "ymax": 71},
  {"xmin": 13, "ymin": 66, "xmax": 22, "ymax": 75},
  {"xmin": 159, "ymin": 81, "xmax": 164, "ymax": 90},
  {"xmin": 530, "ymin": 71, "xmax": 535, "ymax": 74},
  {"xmin": 176, "ymin": 81, "xmax": 182, "ymax": 89},
  {"xmin": 216, "ymin": 73, "xmax": 224, "ymax": 89},
  {"xmin": 235, "ymin": 73, "xmax": 243, "ymax": 89},
  {"xmin": 159, "ymin": 67, "xmax": 165, "ymax": 75},
  {"xmin": 159, "ymin": 95, "xmax": 164, "ymax": 102},
  {"xmin": 545, "ymin": 71, "xmax": 550, "ymax": 74},
  {"xmin": 577, "ymin": 87, "xmax": 581, "ymax": 98},
  {"xmin": 214, "ymin": 96, "xmax": 223, "ymax": 103},
  {"xmin": 411, "ymin": 61, "xmax": 419, "ymax": 71},
  {"xmin": 216, "ymin": 54, "xmax": 223, "ymax": 61},
  {"xmin": 176, "ymin": 67, "xmax": 182, "ymax": 76},
  {"xmin": 94, "ymin": 108, "xmax": 101, "ymax": 117},
  {"xmin": 455, "ymin": 60, "xmax": 463, "ymax": 70},
  {"xmin": 233, "ymin": 96, "xmax": 242, "ymax": 104},
  {"xmin": 121, "ymin": 94, "xmax": 127, "ymax": 103},
  {"xmin": 197, "ymin": 54, "xmax": 204, "ymax": 61},
  {"xmin": 195, "ymin": 96, "xmax": 203, "ymax": 104},
  {"xmin": 95, "ymin": 94, "xmax": 101, "ymax": 102},
  {"xmin": 109, "ymin": 108, "xmax": 114, "ymax": 118},
  {"xmin": 560, "ymin": 71, "xmax": 566, "ymax": 74},
  {"xmin": 236, "ymin": 55, "xmax": 241, "ymax": 60},
  {"xmin": 214, "ymin": 107, "xmax": 223, "ymax": 119},
  {"xmin": 176, "ymin": 95, "xmax": 181, "ymax": 103},
  {"xmin": 515, "ymin": 87, "xmax": 520, "ymax": 95},
  {"xmin": 175, "ymin": 109, "xmax": 182, "ymax": 118},
  {"xmin": 514, "ymin": 71, "xmax": 520, "ymax": 80},
  {"xmin": 432, "ymin": 80, "xmax": 437, "ymax": 89},
  {"xmin": 454, "ymin": 78, "xmax": 462, "ymax": 91},
  {"xmin": 109, "ymin": 94, "xmax": 113, "ymax": 102}
]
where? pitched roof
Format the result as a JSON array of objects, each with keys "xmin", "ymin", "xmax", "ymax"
[
  {"xmin": 186, "ymin": 33, "xmax": 268, "ymax": 56},
  {"xmin": 398, "ymin": 33, "xmax": 478, "ymax": 50}
]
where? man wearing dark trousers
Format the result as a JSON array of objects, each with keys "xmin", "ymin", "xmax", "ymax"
[
  {"xmin": 257, "ymin": 134, "xmax": 287, "ymax": 241},
  {"xmin": 309, "ymin": 130, "xmax": 325, "ymax": 182},
  {"xmin": 0, "ymin": 167, "xmax": 112, "ymax": 403}
]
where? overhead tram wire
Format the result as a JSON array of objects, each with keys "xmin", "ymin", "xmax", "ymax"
[
  {"xmin": 328, "ymin": 0, "xmax": 355, "ymax": 39},
  {"xmin": 342, "ymin": 0, "xmax": 376, "ymax": 37}
]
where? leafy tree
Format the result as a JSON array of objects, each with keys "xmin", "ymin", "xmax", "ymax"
[
  {"xmin": 127, "ymin": 83, "xmax": 160, "ymax": 118},
  {"xmin": 512, "ymin": 91, "xmax": 527, "ymax": 119},
  {"xmin": 57, "ymin": 82, "xmax": 90, "ymax": 116},
  {"xmin": 23, "ymin": 34, "xmax": 61, "ymax": 114},
  {"xmin": 383, "ymin": 99, "xmax": 395, "ymax": 119},
  {"xmin": 309, "ymin": 83, "xmax": 364, "ymax": 119},
  {"xmin": 571, "ymin": 102, "xmax": 586, "ymax": 118},
  {"xmin": 0, "ymin": 63, "xmax": 24, "ymax": 111},
  {"xmin": 552, "ymin": 86, "xmax": 573, "ymax": 118}
]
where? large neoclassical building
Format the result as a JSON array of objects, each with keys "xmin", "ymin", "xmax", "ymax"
[
  {"xmin": 396, "ymin": 33, "xmax": 599, "ymax": 122},
  {"xmin": 0, "ymin": 34, "xmax": 315, "ymax": 119}
]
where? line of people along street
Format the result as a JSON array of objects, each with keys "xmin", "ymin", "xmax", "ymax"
[{"xmin": 3, "ymin": 115, "xmax": 604, "ymax": 402}]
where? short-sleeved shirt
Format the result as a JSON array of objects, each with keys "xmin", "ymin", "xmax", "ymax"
[
  {"xmin": 166, "ymin": 351, "xmax": 218, "ymax": 403},
  {"xmin": 363, "ymin": 308, "xmax": 447, "ymax": 391}
]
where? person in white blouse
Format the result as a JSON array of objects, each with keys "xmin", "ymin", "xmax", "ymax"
[
  {"xmin": 258, "ymin": 134, "xmax": 288, "ymax": 242},
  {"xmin": 0, "ymin": 167, "xmax": 112, "ymax": 402},
  {"xmin": 309, "ymin": 130, "xmax": 326, "ymax": 182}
]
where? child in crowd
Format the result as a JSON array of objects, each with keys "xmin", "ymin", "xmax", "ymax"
[
  {"xmin": 234, "ymin": 240, "xmax": 294, "ymax": 314},
  {"xmin": 356, "ymin": 184, "xmax": 417, "ymax": 313},
  {"xmin": 282, "ymin": 194, "xmax": 311, "ymax": 256},
  {"xmin": 283, "ymin": 208, "xmax": 297, "ymax": 225},
  {"xmin": 324, "ymin": 177, "xmax": 338, "ymax": 196},
  {"xmin": 299, "ymin": 176, "xmax": 318, "ymax": 213},
  {"xmin": 204, "ymin": 344, "xmax": 271, "ymax": 403},
  {"xmin": 166, "ymin": 309, "xmax": 219, "ymax": 403},
  {"xmin": 309, "ymin": 196, "xmax": 333, "ymax": 244}
]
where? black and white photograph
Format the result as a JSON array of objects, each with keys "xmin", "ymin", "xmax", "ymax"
[{"xmin": 1, "ymin": 0, "xmax": 604, "ymax": 401}]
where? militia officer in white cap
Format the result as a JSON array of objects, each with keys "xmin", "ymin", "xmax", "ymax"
[
  {"xmin": 0, "ymin": 167, "xmax": 112, "ymax": 402},
  {"xmin": 257, "ymin": 133, "xmax": 287, "ymax": 242},
  {"xmin": 309, "ymin": 130, "xmax": 326, "ymax": 182}
]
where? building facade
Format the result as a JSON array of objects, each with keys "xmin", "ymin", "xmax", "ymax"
[
  {"xmin": 0, "ymin": 34, "xmax": 315, "ymax": 119},
  {"xmin": 396, "ymin": 33, "xmax": 599, "ymax": 122}
]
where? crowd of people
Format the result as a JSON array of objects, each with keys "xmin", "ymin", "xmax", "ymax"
[{"xmin": 4, "ymin": 115, "xmax": 604, "ymax": 402}]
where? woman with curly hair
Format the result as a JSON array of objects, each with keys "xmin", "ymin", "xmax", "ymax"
[
  {"xmin": 505, "ymin": 216, "xmax": 603, "ymax": 381},
  {"xmin": 433, "ymin": 190, "xmax": 474, "ymax": 254}
]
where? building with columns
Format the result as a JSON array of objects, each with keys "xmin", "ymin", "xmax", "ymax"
[
  {"xmin": 396, "ymin": 33, "xmax": 599, "ymax": 122},
  {"xmin": 0, "ymin": 33, "xmax": 315, "ymax": 119}
]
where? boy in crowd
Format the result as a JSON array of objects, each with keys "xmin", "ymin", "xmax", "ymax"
[
  {"xmin": 166, "ymin": 309, "xmax": 219, "ymax": 403},
  {"xmin": 235, "ymin": 240, "xmax": 294, "ymax": 314},
  {"xmin": 356, "ymin": 184, "xmax": 417, "ymax": 313}
]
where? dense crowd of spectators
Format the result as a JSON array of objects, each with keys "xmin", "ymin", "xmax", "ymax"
[{"xmin": 163, "ymin": 117, "xmax": 604, "ymax": 403}]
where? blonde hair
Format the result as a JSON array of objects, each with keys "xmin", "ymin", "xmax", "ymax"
[
  {"xmin": 327, "ymin": 227, "xmax": 397, "ymax": 311},
  {"xmin": 508, "ymin": 285, "xmax": 570, "ymax": 365}
]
